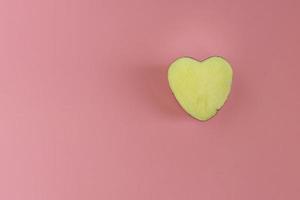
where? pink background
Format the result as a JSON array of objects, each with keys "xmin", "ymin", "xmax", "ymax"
[{"xmin": 0, "ymin": 0, "xmax": 300, "ymax": 199}]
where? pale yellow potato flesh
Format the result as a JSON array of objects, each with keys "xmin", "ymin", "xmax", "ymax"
[{"xmin": 168, "ymin": 56, "xmax": 233, "ymax": 121}]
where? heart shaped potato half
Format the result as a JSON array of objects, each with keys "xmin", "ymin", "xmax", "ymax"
[{"xmin": 168, "ymin": 56, "xmax": 233, "ymax": 121}]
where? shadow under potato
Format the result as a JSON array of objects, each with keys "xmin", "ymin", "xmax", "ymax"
[{"xmin": 130, "ymin": 65, "xmax": 185, "ymax": 119}]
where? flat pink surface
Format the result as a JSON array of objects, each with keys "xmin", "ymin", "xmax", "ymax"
[{"xmin": 0, "ymin": 0, "xmax": 300, "ymax": 199}]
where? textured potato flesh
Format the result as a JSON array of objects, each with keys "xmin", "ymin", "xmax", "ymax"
[{"xmin": 168, "ymin": 57, "xmax": 233, "ymax": 121}]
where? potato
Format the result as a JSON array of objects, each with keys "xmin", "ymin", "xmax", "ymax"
[{"xmin": 168, "ymin": 56, "xmax": 233, "ymax": 121}]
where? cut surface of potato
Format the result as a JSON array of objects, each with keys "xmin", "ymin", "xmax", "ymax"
[{"xmin": 168, "ymin": 56, "xmax": 233, "ymax": 121}]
